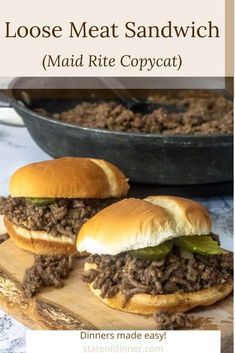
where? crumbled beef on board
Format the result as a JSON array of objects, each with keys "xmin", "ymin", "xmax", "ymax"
[
  {"xmin": 0, "ymin": 233, "xmax": 9, "ymax": 244},
  {"xmin": 22, "ymin": 254, "xmax": 73, "ymax": 298},
  {"xmin": 153, "ymin": 311, "xmax": 193, "ymax": 330}
]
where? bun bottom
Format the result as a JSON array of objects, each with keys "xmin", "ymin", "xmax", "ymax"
[
  {"xmin": 85, "ymin": 263, "xmax": 233, "ymax": 315},
  {"xmin": 4, "ymin": 217, "xmax": 76, "ymax": 255}
]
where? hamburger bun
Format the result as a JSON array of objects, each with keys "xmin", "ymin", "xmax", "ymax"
[
  {"xmin": 84, "ymin": 262, "xmax": 233, "ymax": 315},
  {"xmin": 77, "ymin": 196, "xmax": 212, "ymax": 255},
  {"xmin": 4, "ymin": 217, "xmax": 76, "ymax": 255},
  {"xmin": 10, "ymin": 157, "xmax": 129, "ymax": 198}
]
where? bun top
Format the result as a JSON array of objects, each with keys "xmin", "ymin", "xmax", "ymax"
[
  {"xmin": 10, "ymin": 157, "xmax": 129, "ymax": 198},
  {"xmin": 76, "ymin": 196, "xmax": 212, "ymax": 255}
]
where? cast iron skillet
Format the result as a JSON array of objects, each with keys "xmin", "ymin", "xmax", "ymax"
[{"xmin": 6, "ymin": 77, "xmax": 233, "ymax": 185}]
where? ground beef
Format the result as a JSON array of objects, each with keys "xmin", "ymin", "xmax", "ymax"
[
  {"xmin": 22, "ymin": 254, "xmax": 73, "ymax": 298},
  {"xmin": 83, "ymin": 247, "xmax": 233, "ymax": 306},
  {"xmin": 0, "ymin": 196, "xmax": 118, "ymax": 240},
  {"xmin": 36, "ymin": 91, "xmax": 233, "ymax": 135},
  {"xmin": 153, "ymin": 311, "xmax": 193, "ymax": 330},
  {"xmin": 0, "ymin": 233, "xmax": 9, "ymax": 244}
]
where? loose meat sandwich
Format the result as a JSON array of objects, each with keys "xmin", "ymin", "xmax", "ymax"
[
  {"xmin": 78, "ymin": 197, "xmax": 233, "ymax": 314},
  {"xmin": 0, "ymin": 157, "xmax": 129, "ymax": 255}
]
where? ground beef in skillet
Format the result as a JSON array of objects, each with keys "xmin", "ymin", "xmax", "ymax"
[
  {"xmin": 22, "ymin": 254, "xmax": 73, "ymax": 298},
  {"xmin": 35, "ymin": 91, "xmax": 233, "ymax": 135},
  {"xmin": 153, "ymin": 311, "xmax": 193, "ymax": 330},
  {"xmin": 0, "ymin": 196, "xmax": 119, "ymax": 240},
  {"xmin": 83, "ymin": 247, "xmax": 233, "ymax": 306}
]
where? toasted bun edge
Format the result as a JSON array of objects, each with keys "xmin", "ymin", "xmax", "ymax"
[{"xmin": 4, "ymin": 217, "xmax": 76, "ymax": 255}]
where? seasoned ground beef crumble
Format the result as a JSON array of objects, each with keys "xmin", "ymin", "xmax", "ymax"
[
  {"xmin": 0, "ymin": 233, "xmax": 9, "ymax": 244},
  {"xmin": 83, "ymin": 247, "xmax": 233, "ymax": 305},
  {"xmin": 153, "ymin": 311, "xmax": 193, "ymax": 330},
  {"xmin": 35, "ymin": 91, "xmax": 233, "ymax": 135},
  {"xmin": 22, "ymin": 254, "xmax": 74, "ymax": 298},
  {"xmin": 0, "ymin": 196, "xmax": 119, "ymax": 240}
]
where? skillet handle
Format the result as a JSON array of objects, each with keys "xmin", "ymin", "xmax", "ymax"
[
  {"xmin": 0, "ymin": 92, "xmax": 25, "ymax": 127},
  {"xmin": 0, "ymin": 107, "xmax": 25, "ymax": 127}
]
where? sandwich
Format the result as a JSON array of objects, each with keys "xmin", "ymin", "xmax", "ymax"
[
  {"xmin": 77, "ymin": 196, "xmax": 233, "ymax": 314},
  {"xmin": 0, "ymin": 157, "xmax": 129, "ymax": 255}
]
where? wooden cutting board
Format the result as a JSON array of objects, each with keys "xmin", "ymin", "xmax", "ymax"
[{"xmin": 0, "ymin": 240, "xmax": 233, "ymax": 352}]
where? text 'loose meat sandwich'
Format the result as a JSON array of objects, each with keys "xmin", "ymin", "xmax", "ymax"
[
  {"xmin": 77, "ymin": 197, "xmax": 233, "ymax": 315},
  {"xmin": 0, "ymin": 157, "xmax": 129, "ymax": 255}
]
